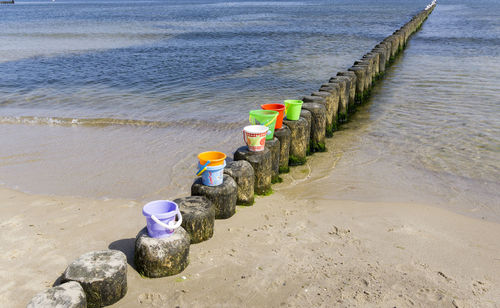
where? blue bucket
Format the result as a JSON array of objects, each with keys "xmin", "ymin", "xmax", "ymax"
[
  {"xmin": 142, "ymin": 200, "xmax": 183, "ymax": 238},
  {"xmin": 199, "ymin": 160, "xmax": 226, "ymax": 186}
]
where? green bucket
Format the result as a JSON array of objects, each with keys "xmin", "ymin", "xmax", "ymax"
[
  {"xmin": 284, "ymin": 100, "xmax": 303, "ymax": 121},
  {"xmin": 249, "ymin": 110, "xmax": 279, "ymax": 140}
]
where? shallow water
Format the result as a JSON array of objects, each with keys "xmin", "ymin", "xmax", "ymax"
[{"xmin": 1, "ymin": 0, "xmax": 499, "ymax": 219}]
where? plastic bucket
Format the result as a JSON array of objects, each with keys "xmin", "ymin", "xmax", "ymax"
[
  {"xmin": 249, "ymin": 110, "xmax": 279, "ymax": 140},
  {"xmin": 142, "ymin": 200, "xmax": 183, "ymax": 238},
  {"xmin": 198, "ymin": 151, "xmax": 226, "ymax": 167},
  {"xmin": 284, "ymin": 100, "xmax": 303, "ymax": 121},
  {"xmin": 199, "ymin": 160, "xmax": 226, "ymax": 186},
  {"xmin": 261, "ymin": 103, "xmax": 285, "ymax": 129},
  {"xmin": 243, "ymin": 125, "xmax": 268, "ymax": 152}
]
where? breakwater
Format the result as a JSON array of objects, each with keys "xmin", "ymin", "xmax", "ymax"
[{"xmin": 27, "ymin": 2, "xmax": 437, "ymax": 307}]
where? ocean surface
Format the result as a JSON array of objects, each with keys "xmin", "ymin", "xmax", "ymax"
[{"xmin": 1, "ymin": 0, "xmax": 499, "ymax": 219}]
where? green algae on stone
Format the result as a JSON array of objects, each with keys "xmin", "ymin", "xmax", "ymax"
[
  {"xmin": 279, "ymin": 166, "xmax": 290, "ymax": 174},
  {"xmin": 289, "ymin": 154, "xmax": 306, "ymax": 166}
]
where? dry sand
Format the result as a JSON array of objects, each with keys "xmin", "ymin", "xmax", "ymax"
[{"xmin": 2, "ymin": 152, "xmax": 500, "ymax": 307}]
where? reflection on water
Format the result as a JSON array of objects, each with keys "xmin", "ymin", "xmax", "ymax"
[{"xmin": 0, "ymin": 0, "xmax": 499, "ymax": 220}]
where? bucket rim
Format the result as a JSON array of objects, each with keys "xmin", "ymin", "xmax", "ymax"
[
  {"xmin": 249, "ymin": 109, "xmax": 279, "ymax": 116},
  {"xmin": 284, "ymin": 100, "xmax": 303, "ymax": 105},
  {"xmin": 142, "ymin": 200, "xmax": 178, "ymax": 219},
  {"xmin": 198, "ymin": 151, "xmax": 226, "ymax": 166},
  {"xmin": 198, "ymin": 160, "xmax": 226, "ymax": 170},
  {"xmin": 261, "ymin": 103, "xmax": 285, "ymax": 111},
  {"xmin": 243, "ymin": 124, "xmax": 268, "ymax": 134}
]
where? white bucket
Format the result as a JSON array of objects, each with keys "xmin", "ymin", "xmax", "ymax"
[{"xmin": 243, "ymin": 125, "xmax": 268, "ymax": 152}]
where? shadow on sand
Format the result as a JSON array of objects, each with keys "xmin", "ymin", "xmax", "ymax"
[{"xmin": 109, "ymin": 238, "xmax": 136, "ymax": 270}]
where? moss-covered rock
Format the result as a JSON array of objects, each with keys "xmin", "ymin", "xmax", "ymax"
[
  {"xmin": 283, "ymin": 116, "xmax": 309, "ymax": 164},
  {"xmin": 134, "ymin": 227, "xmax": 190, "ymax": 278},
  {"xmin": 234, "ymin": 147, "xmax": 272, "ymax": 195},
  {"xmin": 62, "ymin": 250, "xmax": 127, "ymax": 308},
  {"xmin": 191, "ymin": 175, "xmax": 237, "ymax": 219},
  {"xmin": 274, "ymin": 126, "xmax": 291, "ymax": 174},
  {"xmin": 265, "ymin": 137, "xmax": 280, "ymax": 184},
  {"xmin": 174, "ymin": 196, "xmax": 215, "ymax": 243},
  {"xmin": 301, "ymin": 102, "xmax": 327, "ymax": 153},
  {"xmin": 224, "ymin": 160, "xmax": 254, "ymax": 205},
  {"xmin": 27, "ymin": 282, "xmax": 86, "ymax": 308}
]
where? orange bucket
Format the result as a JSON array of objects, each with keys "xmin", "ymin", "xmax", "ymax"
[
  {"xmin": 261, "ymin": 103, "xmax": 285, "ymax": 129},
  {"xmin": 198, "ymin": 151, "xmax": 226, "ymax": 166}
]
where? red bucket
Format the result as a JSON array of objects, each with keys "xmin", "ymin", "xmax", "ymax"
[{"xmin": 261, "ymin": 103, "xmax": 285, "ymax": 129}]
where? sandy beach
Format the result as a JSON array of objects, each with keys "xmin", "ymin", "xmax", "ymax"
[{"xmin": 2, "ymin": 133, "xmax": 500, "ymax": 307}]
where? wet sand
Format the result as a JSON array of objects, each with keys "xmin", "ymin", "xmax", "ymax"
[{"xmin": 2, "ymin": 136, "xmax": 500, "ymax": 307}]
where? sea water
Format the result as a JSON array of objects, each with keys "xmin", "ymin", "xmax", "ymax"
[{"xmin": 0, "ymin": 0, "xmax": 498, "ymax": 220}]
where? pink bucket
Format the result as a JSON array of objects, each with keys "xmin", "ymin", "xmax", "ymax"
[{"xmin": 243, "ymin": 125, "xmax": 268, "ymax": 152}]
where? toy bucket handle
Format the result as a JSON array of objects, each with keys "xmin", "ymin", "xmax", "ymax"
[
  {"xmin": 264, "ymin": 113, "xmax": 278, "ymax": 127},
  {"xmin": 243, "ymin": 129, "xmax": 248, "ymax": 144},
  {"xmin": 151, "ymin": 211, "xmax": 182, "ymax": 230},
  {"xmin": 196, "ymin": 160, "xmax": 210, "ymax": 176},
  {"xmin": 249, "ymin": 114, "xmax": 256, "ymax": 125}
]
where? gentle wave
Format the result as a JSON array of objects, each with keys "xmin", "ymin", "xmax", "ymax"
[
  {"xmin": 0, "ymin": 116, "xmax": 244, "ymax": 130},
  {"xmin": 0, "ymin": 33, "xmax": 168, "ymax": 40}
]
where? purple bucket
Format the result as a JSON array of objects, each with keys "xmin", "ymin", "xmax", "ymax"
[{"xmin": 142, "ymin": 200, "xmax": 183, "ymax": 238}]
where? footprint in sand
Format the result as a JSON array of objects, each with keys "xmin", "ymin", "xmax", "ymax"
[
  {"xmin": 137, "ymin": 292, "xmax": 167, "ymax": 306},
  {"xmin": 471, "ymin": 280, "xmax": 488, "ymax": 296}
]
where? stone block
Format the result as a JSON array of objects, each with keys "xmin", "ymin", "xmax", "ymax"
[
  {"xmin": 317, "ymin": 83, "xmax": 340, "ymax": 126},
  {"xmin": 363, "ymin": 53, "xmax": 379, "ymax": 78},
  {"xmin": 62, "ymin": 250, "xmax": 127, "ymax": 308},
  {"xmin": 304, "ymin": 95, "xmax": 333, "ymax": 137},
  {"xmin": 134, "ymin": 227, "xmax": 190, "ymax": 278},
  {"xmin": 174, "ymin": 196, "xmax": 215, "ymax": 243},
  {"xmin": 372, "ymin": 47, "xmax": 387, "ymax": 74},
  {"xmin": 353, "ymin": 61, "xmax": 372, "ymax": 91},
  {"xmin": 223, "ymin": 160, "xmax": 254, "ymax": 205},
  {"xmin": 326, "ymin": 78, "xmax": 348, "ymax": 122},
  {"xmin": 191, "ymin": 175, "xmax": 237, "ymax": 219},
  {"xmin": 273, "ymin": 125, "xmax": 291, "ymax": 173},
  {"xmin": 301, "ymin": 102, "xmax": 327, "ymax": 153},
  {"xmin": 299, "ymin": 109, "xmax": 312, "ymax": 155},
  {"xmin": 264, "ymin": 137, "xmax": 281, "ymax": 183},
  {"xmin": 233, "ymin": 147, "xmax": 272, "ymax": 195},
  {"xmin": 348, "ymin": 66, "xmax": 366, "ymax": 102},
  {"xmin": 336, "ymin": 71, "xmax": 357, "ymax": 110},
  {"xmin": 27, "ymin": 282, "xmax": 86, "ymax": 308},
  {"xmin": 282, "ymin": 117, "xmax": 308, "ymax": 165}
]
